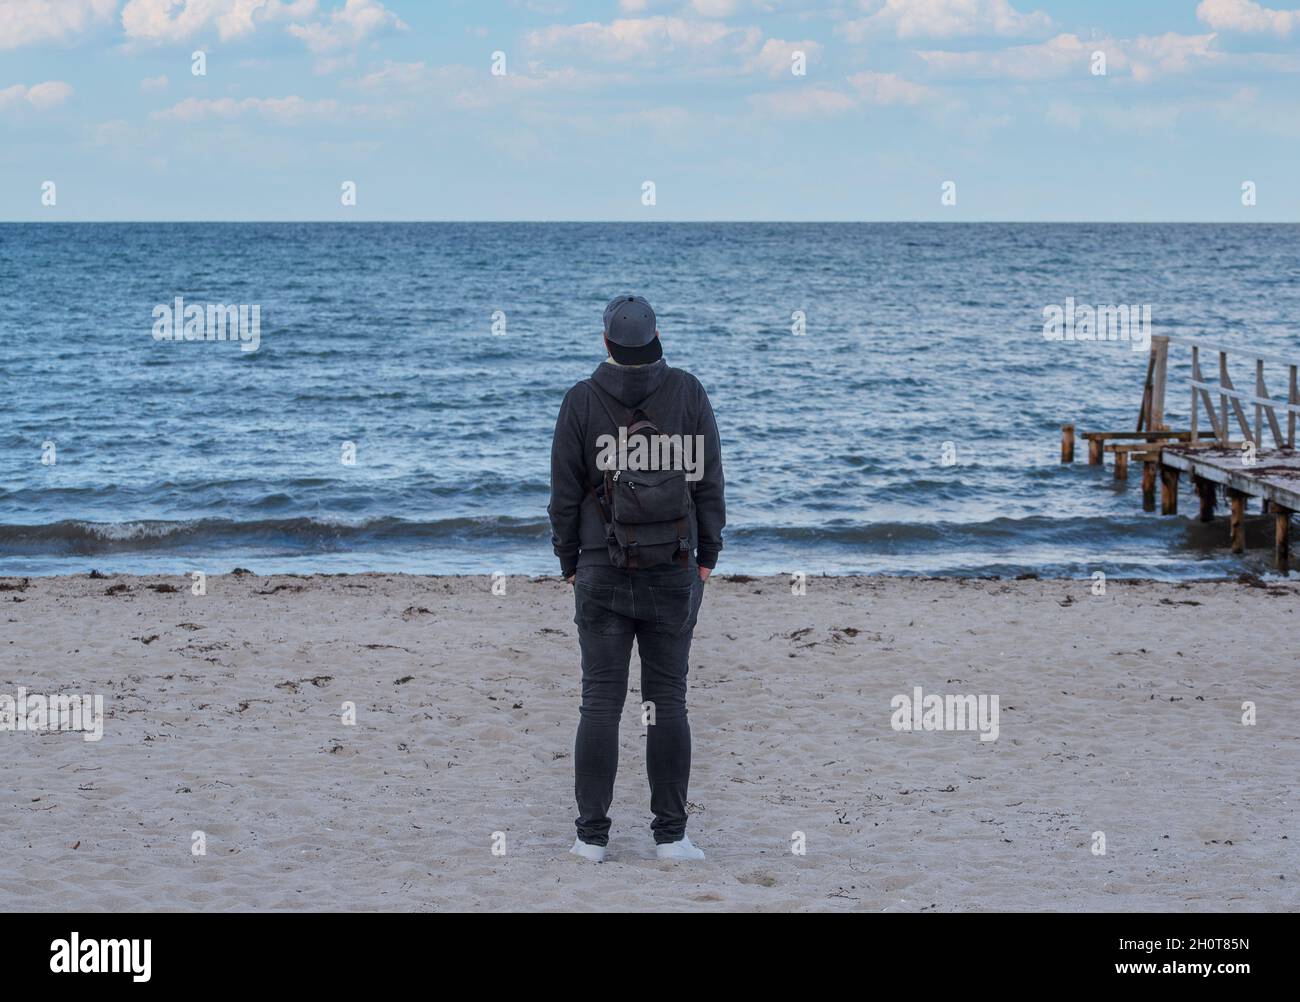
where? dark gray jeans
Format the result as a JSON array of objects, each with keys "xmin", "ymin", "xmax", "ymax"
[{"xmin": 572, "ymin": 562, "xmax": 704, "ymax": 846}]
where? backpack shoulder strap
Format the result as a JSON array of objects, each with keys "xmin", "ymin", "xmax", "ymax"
[{"xmin": 582, "ymin": 380, "xmax": 620, "ymax": 508}]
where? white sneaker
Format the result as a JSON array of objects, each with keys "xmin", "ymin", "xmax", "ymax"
[
  {"xmin": 569, "ymin": 837, "xmax": 606, "ymax": 862},
  {"xmin": 655, "ymin": 836, "xmax": 705, "ymax": 861}
]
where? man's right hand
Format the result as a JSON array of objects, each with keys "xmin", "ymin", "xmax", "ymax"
[{"xmin": 565, "ymin": 574, "xmax": 575, "ymax": 585}]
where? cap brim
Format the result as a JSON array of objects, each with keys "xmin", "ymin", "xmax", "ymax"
[{"xmin": 608, "ymin": 337, "xmax": 662, "ymax": 365}]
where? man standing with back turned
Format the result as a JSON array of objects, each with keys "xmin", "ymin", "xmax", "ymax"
[{"xmin": 548, "ymin": 295, "xmax": 725, "ymax": 862}]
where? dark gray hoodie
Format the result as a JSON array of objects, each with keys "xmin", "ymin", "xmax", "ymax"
[{"xmin": 548, "ymin": 357, "xmax": 725, "ymax": 576}]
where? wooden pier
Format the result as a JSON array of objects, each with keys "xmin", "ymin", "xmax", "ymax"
[
  {"xmin": 1061, "ymin": 334, "xmax": 1300, "ymax": 570},
  {"xmin": 1159, "ymin": 446, "xmax": 1299, "ymax": 567}
]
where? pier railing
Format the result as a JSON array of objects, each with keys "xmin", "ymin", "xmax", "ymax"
[{"xmin": 1149, "ymin": 335, "xmax": 1300, "ymax": 451}]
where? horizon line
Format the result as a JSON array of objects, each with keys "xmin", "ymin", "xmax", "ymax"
[{"xmin": 0, "ymin": 219, "xmax": 1294, "ymax": 225}]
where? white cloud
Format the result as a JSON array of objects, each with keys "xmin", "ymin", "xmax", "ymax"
[
  {"xmin": 617, "ymin": 0, "xmax": 742, "ymax": 12},
  {"xmin": 838, "ymin": 0, "xmax": 1052, "ymax": 42},
  {"xmin": 690, "ymin": 0, "xmax": 742, "ymax": 15},
  {"xmin": 917, "ymin": 32, "xmax": 1219, "ymax": 81},
  {"xmin": 286, "ymin": 0, "xmax": 406, "ymax": 54},
  {"xmin": 121, "ymin": 0, "xmax": 402, "ymax": 51},
  {"xmin": 917, "ymin": 32, "xmax": 1090, "ymax": 79},
  {"xmin": 750, "ymin": 38, "xmax": 822, "ymax": 78},
  {"xmin": 1128, "ymin": 32, "xmax": 1220, "ymax": 81},
  {"xmin": 748, "ymin": 70, "xmax": 937, "ymax": 118},
  {"xmin": 121, "ymin": 0, "xmax": 318, "ymax": 43},
  {"xmin": 27, "ymin": 80, "xmax": 76, "ymax": 108},
  {"xmin": 0, "ymin": 0, "xmax": 115, "ymax": 50},
  {"xmin": 0, "ymin": 80, "xmax": 75, "ymax": 111},
  {"xmin": 351, "ymin": 60, "xmax": 614, "ymax": 114},
  {"xmin": 151, "ymin": 94, "xmax": 340, "ymax": 122},
  {"xmin": 140, "ymin": 73, "xmax": 169, "ymax": 91},
  {"xmin": 1196, "ymin": 0, "xmax": 1299, "ymax": 36},
  {"xmin": 526, "ymin": 16, "xmax": 762, "ymax": 64}
]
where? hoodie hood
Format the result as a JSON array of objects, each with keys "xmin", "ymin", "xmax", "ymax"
[{"xmin": 590, "ymin": 357, "xmax": 670, "ymax": 408}]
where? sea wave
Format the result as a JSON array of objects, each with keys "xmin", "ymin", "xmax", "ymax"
[{"xmin": 0, "ymin": 516, "xmax": 551, "ymax": 554}]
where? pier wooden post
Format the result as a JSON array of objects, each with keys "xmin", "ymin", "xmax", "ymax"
[
  {"xmin": 1160, "ymin": 465, "xmax": 1180, "ymax": 515},
  {"xmin": 1114, "ymin": 450, "xmax": 1128, "ymax": 481},
  {"xmin": 1141, "ymin": 462, "xmax": 1157, "ymax": 511},
  {"xmin": 1276, "ymin": 507, "xmax": 1293, "ymax": 571},
  {"xmin": 1148, "ymin": 336, "xmax": 1169, "ymax": 433},
  {"xmin": 1088, "ymin": 439, "xmax": 1103, "ymax": 465},
  {"xmin": 1164, "ymin": 467, "xmax": 1185, "ymax": 517},
  {"xmin": 1229, "ymin": 489, "xmax": 1247, "ymax": 553},
  {"xmin": 1061, "ymin": 424, "xmax": 1075, "ymax": 464},
  {"xmin": 1193, "ymin": 477, "xmax": 1217, "ymax": 523}
]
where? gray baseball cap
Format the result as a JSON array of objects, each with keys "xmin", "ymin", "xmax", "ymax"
[{"xmin": 602, "ymin": 295, "xmax": 662, "ymax": 364}]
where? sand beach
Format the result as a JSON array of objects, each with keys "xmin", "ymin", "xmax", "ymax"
[{"xmin": 2, "ymin": 572, "xmax": 1295, "ymax": 912}]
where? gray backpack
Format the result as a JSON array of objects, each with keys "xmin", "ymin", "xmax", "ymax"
[{"xmin": 586, "ymin": 378, "xmax": 693, "ymax": 570}]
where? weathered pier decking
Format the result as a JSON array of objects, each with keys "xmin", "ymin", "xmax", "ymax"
[
  {"xmin": 1159, "ymin": 446, "xmax": 1299, "ymax": 568},
  {"xmin": 1062, "ymin": 334, "xmax": 1300, "ymax": 570}
]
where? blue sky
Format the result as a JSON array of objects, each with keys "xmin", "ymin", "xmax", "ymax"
[{"xmin": 1, "ymin": 0, "xmax": 1298, "ymax": 220}]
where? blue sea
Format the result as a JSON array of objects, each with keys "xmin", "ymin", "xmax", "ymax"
[{"xmin": 2, "ymin": 222, "xmax": 1298, "ymax": 578}]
